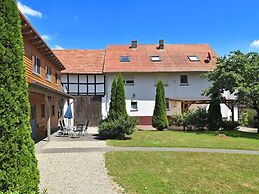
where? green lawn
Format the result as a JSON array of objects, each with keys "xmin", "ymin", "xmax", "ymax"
[
  {"xmin": 107, "ymin": 130, "xmax": 259, "ymax": 150},
  {"xmin": 106, "ymin": 151, "xmax": 259, "ymax": 194}
]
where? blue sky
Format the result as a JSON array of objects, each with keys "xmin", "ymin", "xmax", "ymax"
[{"xmin": 18, "ymin": 0, "xmax": 259, "ymax": 56}]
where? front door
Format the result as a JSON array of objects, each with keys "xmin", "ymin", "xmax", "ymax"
[{"xmin": 30, "ymin": 104, "xmax": 37, "ymax": 139}]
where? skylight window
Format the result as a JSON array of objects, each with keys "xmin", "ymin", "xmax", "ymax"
[
  {"xmin": 120, "ymin": 56, "xmax": 130, "ymax": 62},
  {"xmin": 150, "ymin": 56, "xmax": 161, "ymax": 62},
  {"xmin": 188, "ymin": 55, "xmax": 200, "ymax": 62}
]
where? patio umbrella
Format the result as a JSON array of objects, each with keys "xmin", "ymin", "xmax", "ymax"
[
  {"xmin": 64, "ymin": 103, "xmax": 73, "ymax": 127},
  {"xmin": 64, "ymin": 103, "xmax": 73, "ymax": 119}
]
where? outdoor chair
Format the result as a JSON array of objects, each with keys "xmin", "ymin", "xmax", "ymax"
[
  {"xmin": 81, "ymin": 121, "xmax": 90, "ymax": 136},
  {"xmin": 57, "ymin": 120, "xmax": 71, "ymax": 136}
]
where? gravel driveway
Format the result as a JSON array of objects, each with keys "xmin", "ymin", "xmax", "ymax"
[{"xmin": 35, "ymin": 127, "xmax": 123, "ymax": 194}]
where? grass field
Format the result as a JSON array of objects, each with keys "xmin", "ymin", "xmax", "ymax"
[
  {"xmin": 106, "ymin": 151, "xmax": 259, "ymax": 194},
  {"xmin": 107, "ymin": 130, "xmax": 259, "ymax": 150}
]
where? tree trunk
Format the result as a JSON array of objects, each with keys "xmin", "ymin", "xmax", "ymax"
[{"xmin": 256, "ymin": 110, "xmax": 259, "ymax": 134}]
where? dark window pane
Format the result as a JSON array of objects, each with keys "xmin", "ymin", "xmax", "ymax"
[
  {"xmin": 180, "ymin": 75, "xmax": 188, "ymax": 84},
  {"xmin": 120, "ymin": 56, "xmax": 130, "ymax": 62},
  {"xmin": 41, "ymin": 104, "xmax": 45, "ymax": 118}
]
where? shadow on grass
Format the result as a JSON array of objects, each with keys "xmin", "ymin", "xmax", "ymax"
[
  {"xmin": 176, "ymin": 129, "xmax": 259, "ymax": 140},
  {"xmin": 93, "ymin": 134, "xmax": 132, "ymax": 141},
  {"xmin": 141, "ymin": 128, "xmax": 259, "ymax": 140}
]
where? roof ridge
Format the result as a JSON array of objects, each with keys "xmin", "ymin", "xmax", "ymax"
[
  {"xmin": 107, "ymin": 43, "xmax": 210, "ymax": 46},
  {"xmin": 52, "ymin": 49, "xmax": 105, "ymax": 51}
]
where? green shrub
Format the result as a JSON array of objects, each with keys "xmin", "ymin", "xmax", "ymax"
[
  {"xmin": 241, "ymin": 112, "xmax": 249, "ymax": 126},
  {"xmin": 240, "ymin": 109, "xmax": 256, "ymax": 127},
  {"xmin": 0, "ymin": 0, "xmax": 40, "ymax": 193},
  {"xmin": 192, "ymin": 108, "xmax": 208, "ymax": 129},
  {"xmin": 247, "ymin": 109, "xmax": 256, "ymax": 127},
  {"xmin": 171, "ymin": 108, "xmax": 208, "ymax": 131},
  {"xmin": 221, "ymin": 121, "xmax": 240, "ymax": 130},
  {"xmin": 152, "ymin": 81, "xmax": 169, "ymax": 130},
  {"xmin": 98, "ymin": 116, "xmax": 138, "ymax": 139}
]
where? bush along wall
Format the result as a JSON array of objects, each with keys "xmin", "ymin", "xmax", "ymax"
[
  {"xmin": 152, "ymin": 80, "xmax": 169, "ymax": 130},
  {"xmin": 0, "ymin": 0, "xmax": 40, "ymax": 192},
  {"xmin": 99, "ymin": 75, "xmax": 137, "ymax": 139}
]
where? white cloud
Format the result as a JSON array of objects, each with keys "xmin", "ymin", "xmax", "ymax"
[
  {"xmin": 41, "ymin": 35, "xmax": 53, "ymax": 41},
  {"xmin": 250, "ymin": 40, "xmax": 259, "ymax": 49},
  {"xmin": 17, "ymin": 2, "xmax": 42, "ymax": 18},
  {"xmin": 52, "ymin": 45, "xmax": 65, "ymax": 50}
]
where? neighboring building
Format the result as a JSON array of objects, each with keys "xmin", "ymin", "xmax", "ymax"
[
  {"xmin": 103, "ymin": 40, "xmax": 224, "ymax": 124},
  {"xmin": 20, "ymin": 13, "xmax": 72, "ymax": 141},
  {"xmin": 54, "ymin": 40, "xmax": 237, "ymax": 125},
  {"xmin": 53, "ymin": 50, "xmax": 106, "ymax": 126}
]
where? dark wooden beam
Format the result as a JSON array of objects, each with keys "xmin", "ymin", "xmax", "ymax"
[
  {"xmin": 26, "ymin": 35, "xmax": 38, "ymax": 40},
  {"xmin": 36, "ymin": 44, "xmax": 45, "ymax": 49},
  {"xmin": 22, "ymin": 29, "xmax": 33, "ymax": 34}
]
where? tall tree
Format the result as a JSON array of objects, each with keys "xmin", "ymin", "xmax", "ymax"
[
  {"xmin": 116, "ymin": 74, "xmax": 127, "ymax": 118},
  {"xmin": 203, "ymin": 51, "xmax": 259, "ymax": 132},
  {"xmin": 152, "ymin": 80, "xmax": 169, "ymax": 130},
  {"xmin": 108, "ymin": 77, "xmax": 118, "ymax": 120},
  {"xmin": 0, "ymin": 0, "xmax": 40, "ymax": 192},
  {"xmin": 208, "ymin": 94, "xmax": 222, "ymax": 131}
]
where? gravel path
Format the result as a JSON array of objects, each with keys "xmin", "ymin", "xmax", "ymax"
[
  {"xmin": 35, "ymin": 127, "xmax": 123, "ymax": 194},
  {"xmin": 35, "ymin": 127, "xmax": 258, "ymax": 193}
]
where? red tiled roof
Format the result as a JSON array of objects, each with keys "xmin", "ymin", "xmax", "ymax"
[
  {"xmin": 53, "ymin": 50, "xmax": 105, "ymax": 74},
  {"xmin": 104, "ymin": 44, "xmax": 219, "ymax": 73}
]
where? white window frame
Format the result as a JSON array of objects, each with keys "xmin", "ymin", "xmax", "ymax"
[
  {"xmin": 46, "ymin": 65, "xmax": 51, "ymax": 82},
  {"xmin": 120, "ymin": 56, "xmax": 131, "ymax": 62},
  {"xmin": 130, "ymin": 101, "xmax": 138, "ymax": 111},
  {"xmin": 150, "ymin": 56, "xmax": 161, "ymax": 62},
  {"xmin": 123, "ymin": 79, "xmax": 135, "ymax": 86},
  {"xmin": 188, "ymin": 55, "xmax": 200, "ymax": 62},
  {"xmin": 180, "ymin": 75, "xmax": 189, "ymax": 86},
  {"xmin": 33, "ymin": 56, "xmax": 41, "ymax": 75}
]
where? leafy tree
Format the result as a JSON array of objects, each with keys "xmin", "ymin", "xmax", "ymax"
[
  {"xmin": 208, "ymin": 95, "xmax": 222, "ymax": 131},
  {"xmin": 108, "ymin": 77, "xmax": 118, "ymax": 120},
  {"xmin": 152, "ymin": 81, "xmax": 169, "ymax": 130},
  {"xmin": 116, "ymin": 74, "xmax": 127, "ymax": 118},
  {"xmin": 203, "ymin": 51, "xmax": 259, "ymax": 132},
  {"xmin": 0, "ymin": 0, "xmax": 40, "ymax": 192}
]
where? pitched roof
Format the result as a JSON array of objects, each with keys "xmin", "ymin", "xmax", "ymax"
[
  {"xmin": 53, "ymin": 50, "xmax": 105, "ymax": 74},
  {"xmin": 20, "ymin": 12, "xmax": 65, "ymax": 70},
  {"xmin": 104, "ymin": 44, "xmax": 219, "ymax": 73}
]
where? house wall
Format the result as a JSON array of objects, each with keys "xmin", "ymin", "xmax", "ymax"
[
  {"xmin": 23, "ymin": 38, "xmax": 64, "ymax": 140},
  {"xmin": 103, "ymin": 72, "xmax": 210, "ymax": 116},
  {"xmin": 23, "ymin": 38, "xmax": 63, "ymax": 91},
  {"xmin": 102, "ymin": 72, "xmax": 236, "ymax": 124},
  {"xmin": 29, "ymin": 91, "xmax": 59, "ymax": 140}
]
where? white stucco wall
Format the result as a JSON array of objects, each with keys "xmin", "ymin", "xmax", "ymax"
[
  {"xmin": 103, "ymin": 72, "xmax": 209, "ymax": 116},
  {"xmin": 102, "ymin": 72, "xmax": 238, "ymax": 121}
]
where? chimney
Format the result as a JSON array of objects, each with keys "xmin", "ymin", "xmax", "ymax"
[
  {"xmin": 130, "ymin": 40, "xmax": 138, "ymax": 49},
  {"xmin": 157, "ymin": 39, "xmax": 165, "ymax": 50}
]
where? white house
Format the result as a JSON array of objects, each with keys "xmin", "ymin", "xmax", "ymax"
[{"xmin": 54, "ymin": 40, "xmax": 238, "ymax": 125}]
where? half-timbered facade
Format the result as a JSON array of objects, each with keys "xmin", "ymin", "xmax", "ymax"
[{"xmin": 53, "ymin": 50, "xmax": 106, "ymax": 126}]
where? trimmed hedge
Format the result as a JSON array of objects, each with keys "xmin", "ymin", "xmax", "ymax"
[
  {"xmin": 99, "ymin": 116, "xmax": 137, "ymax": 139},
  {"xmin": 0, "ymin": 0, "xmax": 40, "ymax": 193},
  {"xmin": 221, "ymin": 121, "xmax": 240, "ymax": 130}
]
